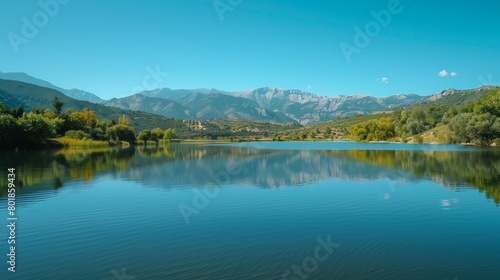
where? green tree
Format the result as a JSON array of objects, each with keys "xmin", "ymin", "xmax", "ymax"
[
  {"xmin": 118, "ymin": 115, "xmax": 131, "ymax": 126},
  {"xmin": 325, "ymin": 127, "xmax": 332, "ymax": 136},
  {"xmin": 50, "ymin": 117, "xmax": 66, "ymax": 136},
  {"xmin": 151, "ymin": 127, "xmax": 164, "ymax": 142},
  {"xmin": 448, "ymin": 113, "xmax": 473, "ymax": 143},
  {"xmin": 17, "ymin": 112, "xmax": 56, "ymax": 146},
  {"xmin": 448, "ymin": 89, "xmax": 500, "ymax": 145},
  {"xmin": 410, "ymin": 107, "xmax": 426, "ymax": 122},
  {"xmin": 299, "ymin": 132, "xmax": 307, "ymax": 140},
  {"xmin": 106, "ymin": 124, "xmax": 136, "ymax": 144},
  {"xmin": 465, "ymin": 113, "xmax": 500, "ymax": 146},
  {"xmin": 442, "ymin": 106, "xmax": 458, "ymax": 124},
  {"xmin": 474, "ymin": 89, "xmax": 500, "ymax": 117},
  {"xmin": 137, "ymin": 129, "xmax": 151, "ymax": 143},
  {"xmin": 53, "ymin": 96, "xmax": 64, "ymax": 115},
  {"xmin": 89, "ymin": 127, "xmax": 105, "ymax": 140},
  {"xmin": 404, "ymin": 107, "xmax": 429, "ymax": 135},
  {"xmin": 406, "ymin": 121, "xmax": 424, "ymax": 135},
  {"xmin": 12, "ymin": 105, "xmax": 24, "ymax": 118},
  {"xmin": 0, "ymin": 114, "xmax": 21, "ymax": 148},
  {"xmin": 0, "ymin": 103, "xmax": 10, "ymax": 115},
  {"xmin": 31, "ymin": 107, "xmax": 44, "ymax": 114},
  {"xmin": 67, "ymin": 108, "xmax": 98, "ymax": 132},
  {"xmin": 349, "ymin": 117, "xmax": 395, "ymax": 142},
  {"xmin": 164, "ymin": 128, "xmax": 175, "ymax": 141}
]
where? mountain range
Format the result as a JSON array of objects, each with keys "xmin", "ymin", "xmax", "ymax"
[{"xmin": 0, "ymin": 71, "xmax": 497, "ymax": 125}]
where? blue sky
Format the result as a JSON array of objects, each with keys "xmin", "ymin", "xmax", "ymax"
[{"xmin": 1, "ymin": 0, "xmax": 499, "ymax": 99}]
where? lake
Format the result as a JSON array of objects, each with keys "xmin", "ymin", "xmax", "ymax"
[{"xmin": 1, "ymin": 142, "xmax": 499, "ymax": 280}]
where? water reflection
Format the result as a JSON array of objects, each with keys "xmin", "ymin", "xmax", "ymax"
[{"xmin": 1, "ymin": 143, "xmax": 499, "ymax": 204}]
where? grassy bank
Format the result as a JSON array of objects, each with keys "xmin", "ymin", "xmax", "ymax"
[{"xmin": 52, "ymin": 137, "xmax": 111, "ymax": 148}]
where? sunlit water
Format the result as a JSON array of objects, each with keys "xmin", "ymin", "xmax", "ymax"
[{"xmin": 0, "ymin": 142, "xmax": 499, "ymax": 279}]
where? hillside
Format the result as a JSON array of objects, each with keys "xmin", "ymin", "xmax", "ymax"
[
  {"xmin": 417, "ymin": 86, "xmax": 499, "ymax": 107},
  {"xmin": 105, "ymin": 94, "xmax": 192, "ymax": 120},
  {"xmin": 279, "ymin": 113, "xmax": 392, "ymax": 141},
  {"xmin": 0, "ymin": 71, "xmax": 104, "ymax": 103},
  {"xmin": 0, "ymin": 79, "xmax": 189, "ymax": 133}
]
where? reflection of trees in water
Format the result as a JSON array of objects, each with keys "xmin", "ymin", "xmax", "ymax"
[
  {"xmin": 0, "ymin": 144, "xmax": 499, "ymax": 204},
  {"xmin": 54, "ymin": 147, "xmax": 136, "ymax": 183},
  {"xmin": 324, "ymin": 149, "xmax": 500, "ymax": 204},
  {"xmin": 0, "ymin": 147, "xmax": 136, "ymax": 196},
  {"xmin": 0, "ymin": 144, "xmax": 269, "ymax": 194}
]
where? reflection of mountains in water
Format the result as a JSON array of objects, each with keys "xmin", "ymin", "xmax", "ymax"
[
  {"xmin": 126, "ymin": 148, "xmax": 416, "ymax": 189},
  {"xmin": 125, "ymin": 145, "xmax": 500, "ymax": 203},
  {"xmin": 1, "ymin": 144, "xmax": 499, "ymax": 204}
]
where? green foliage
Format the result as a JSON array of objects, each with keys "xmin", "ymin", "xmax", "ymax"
[
  {"xmin": 151, "ymin": 127, "xmax": 163, "ymax": 142},
  {"xmin": 17, "ymin": 112, "xmax": 56, "ymax": 146},
  {"xmin": 441, "ymin": 106, "xmax": 457, "ymax": 124},
  {"xmin": 0, "ymin": 103, "xmax": 10, "ymax": 115},
  {"xmin": 164, "ymin": 128, "xmax": 175, "ymax": 141},
  {"xmin": 65, "ymin": 130, "xmax": 89, "ymax": 140},
  {"xmin": 391, "ymin": 105, "xmax": 448, "ymax": 138},
  {"xmin": 290, "ymin": 113, "xmax": 390, "ymax": 141},
  {"xmin": 51, "ymin": 117, "xmax": 66, "ymax": 136},
  {"xmin": 89, "ymin": 127, "xmax": 105, "ymax": 140},
  {"xmin": 53, "ymin": 96, "xmax": 64, "ymax": 115},
  {"xmin": 12, "ymin": 105, "xmax": 24, "ymax": 118},
  {"xmin": 299, "ymin": 132, "xmax": 307, "ymax": 140},
  {"xmin": 272, "ymin": 133, "xmax": 283, "ymax": 141},
  {"xmin": 413, "ymin": 134, "xmax": 424, "ymax": 144},
  {"xmin": 0, "ymin": 103, "xmax": 24, "ymax": 119},
  {"xmin": 349, "ymin": 117, "xmax": 394, "ymax": 142},
  {"xmin": 137, "ymin": 129, "xmax": 152, "ymax": 142},
  {"xmin": 473, "ymin": 89, "xmax": 500, "ymax": 117},
  {"xmin": 464, "ymin": 113, "xmax": 500, "ymax": 146},
  {"xmin": 0, "ymin": 114, "xmax": 21, "ymax": 148},
  {"xmin": 448, "ymin": 89, "xmax": 500, "ymax": 145},
  {"xmin": 448, "ymin": 113, "xmax": 473, "ymax": 143},
  {"xmin": 324, "ymin": 127, "xmax": 332, "ymax": 136},
  {"xmin": 106, "ymin": 124, "xmax": 136, "ymax": 144},
  {"xmin": 118, "ymin": 115, "xmax": 131, "ymax": 126}
]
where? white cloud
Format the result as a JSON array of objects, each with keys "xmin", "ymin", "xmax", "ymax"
[
  {"xmin": 439, "ymin": 70, "xmax": 457, "ymax": 77},
  {"xmin": 307, "ymin": 85, "xmax": 312, "ymax": 89},
  {"xmin": 377, "ymin": 77, "xmax": 389, "ymax": 83},
  {"xmin": 439, "ymin": 70, "xmax": 449, "ymax": 77}
]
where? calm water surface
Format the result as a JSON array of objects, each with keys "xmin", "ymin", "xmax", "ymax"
[{"xmin": 0, "ymin": 142, "xmax": 499, "ymax": 280}]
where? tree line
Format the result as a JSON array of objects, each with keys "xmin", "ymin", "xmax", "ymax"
[
  {"xmin": 349, "ymin": 89, "xmax": 500, "ymax": 145},
  {"xmin": 0, "ymin": 97, "xmax": 176, "ymax": 149}
]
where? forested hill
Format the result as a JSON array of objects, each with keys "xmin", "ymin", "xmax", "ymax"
[
  {"xmin": 347, "ymin": 88, "xmax": 500, "ymax": 145},
  {"xmin": 0, "ymin": 78, "xmax": 188, "ymax": 132},
  {"xmin": 417, "ymin": 86, "xmax": 498, "ymax": 107}
]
